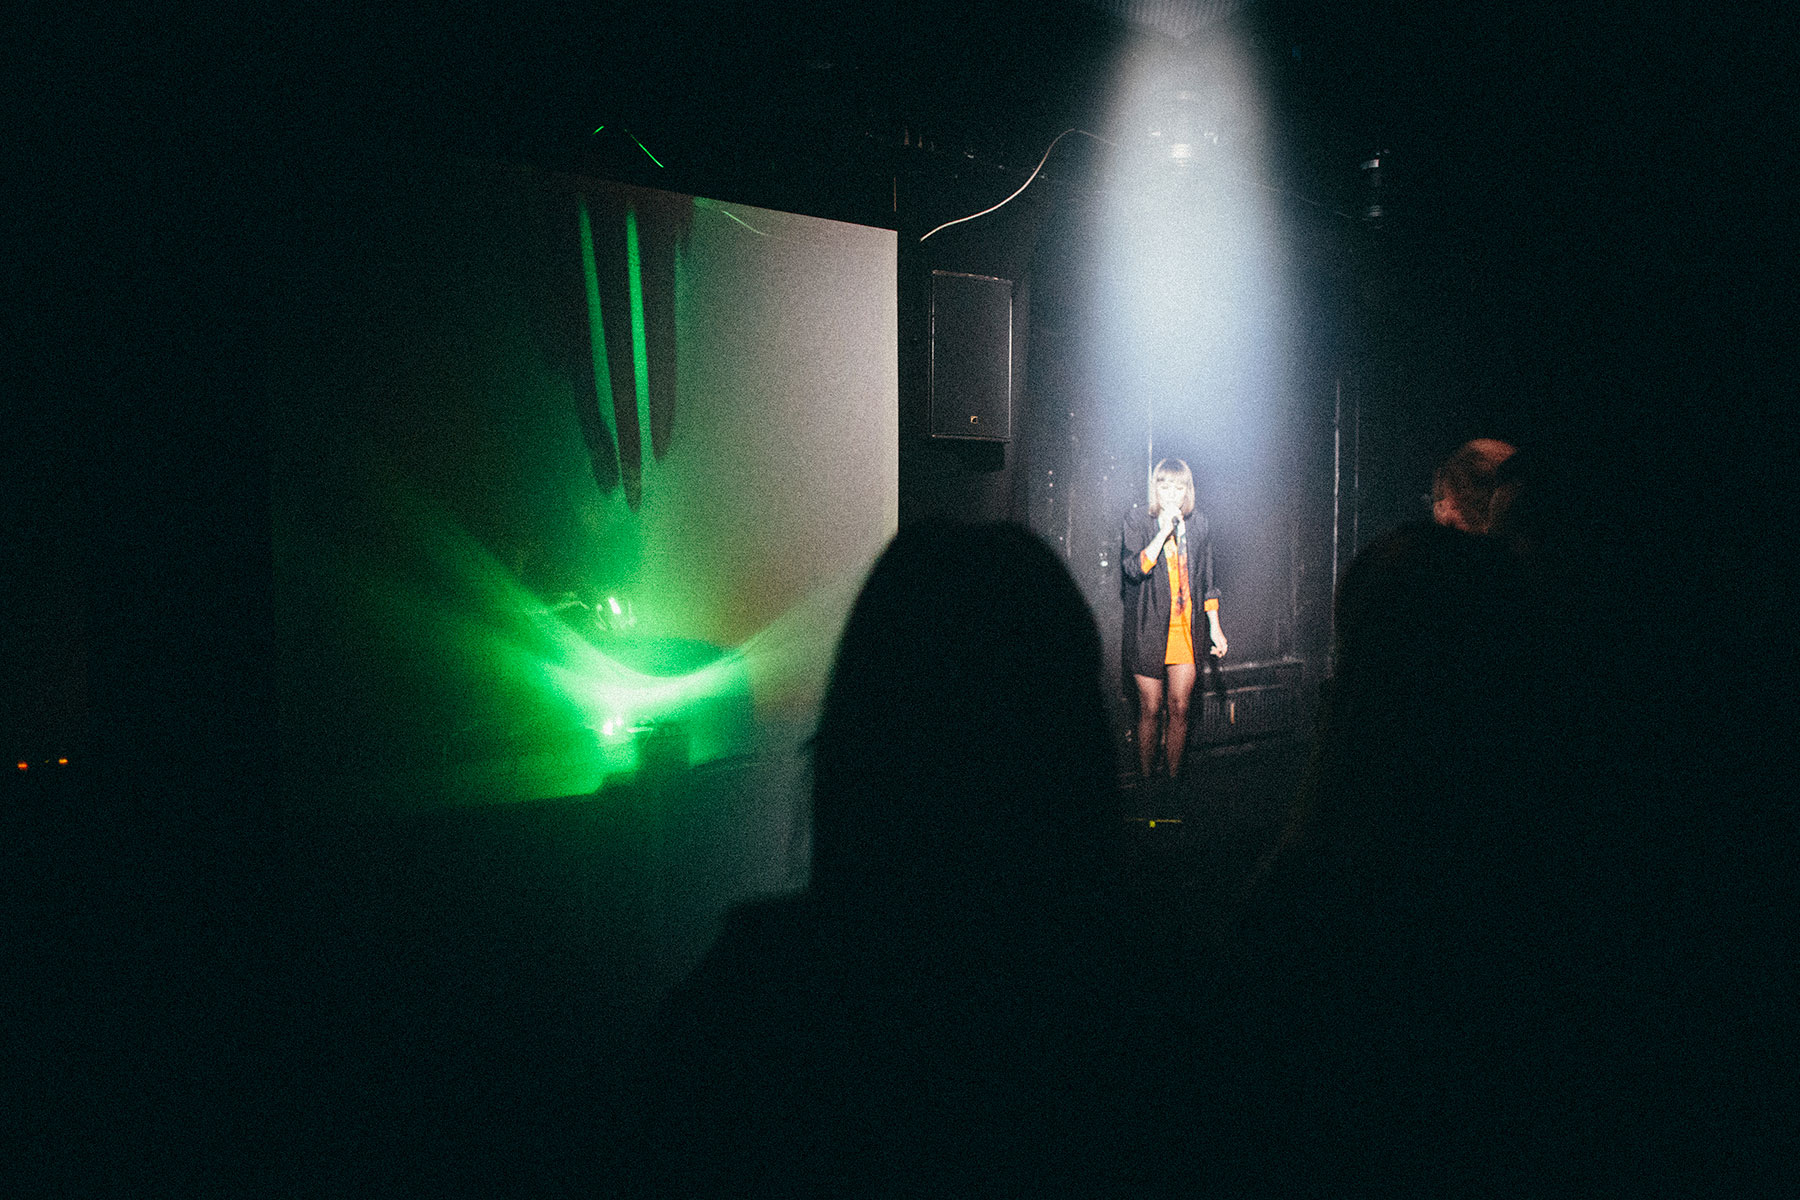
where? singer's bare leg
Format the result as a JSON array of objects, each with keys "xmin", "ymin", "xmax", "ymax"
[
  {"xmin": 1163, "ymin": 663, "xmax": 1197, "ymax": 779},
  {"xmin": 1133, "ymin": 673, "xmax": 1165, "ymax": 781}
]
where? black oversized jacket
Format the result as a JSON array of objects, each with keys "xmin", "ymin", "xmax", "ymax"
[{"xmin": 1120, "ymin": 507, "xmax": 1220, "ymax": 678}]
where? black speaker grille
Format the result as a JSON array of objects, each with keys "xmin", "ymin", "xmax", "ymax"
[{"xmin": 929, "ymin": 271, "xmax": 1012, "ymax": 441}]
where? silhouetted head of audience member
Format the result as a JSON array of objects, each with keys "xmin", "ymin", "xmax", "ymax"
[
  {"xmin": 636, "ymin": 522, "xmax": 1187, "ymax": 1195},
  {"xmin": 1213, "ymin": 521, "xmax": 1612, "ymax": 1193},
  {"xmin": 1487, "ymin": 443, "xmax": 1570, "ymax": 564},
  {"xmin": 1486, "ymin": 443, "xmax": 1527, "ymax": 537},
  {"xmin": 1432, "ymin": 437, "xmax": 1517, "ymax": 533},
  {"xmin": 1302, "ymin": 520, "xmax": 1537, "ymax": 856},
  {"xmin": 809, "ymin": 520, "xmax": 1114, "ymax": 911}
]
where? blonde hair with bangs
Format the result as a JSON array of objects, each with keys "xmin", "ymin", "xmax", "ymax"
[{"xmin": 1148, "ymin": 458, "xmax": 1195, "ymax": 518}]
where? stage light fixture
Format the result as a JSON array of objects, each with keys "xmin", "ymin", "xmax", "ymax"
[
  {"xmin": 1147, "ymin": 89, "xmax": 1220, "ymax": 167},
  {"xmin": 1359, "ymin": 151, "xmax": 1389, "ymax": 222}
]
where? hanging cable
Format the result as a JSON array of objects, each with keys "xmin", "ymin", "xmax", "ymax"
[
  {"xmin": 591, "ymin": 124, "xmax": 665, "ymax": 168},
  {"xmin": 917, "ymin": 127, "xmax": 1359, "ymax": 239},
  {"xmin": 919, "ymin": 128, "xmax": 1116, "ymax": 242},
  {"xmin": 695, "ymin": 197, "xmax": 772, "ymax": 237}
]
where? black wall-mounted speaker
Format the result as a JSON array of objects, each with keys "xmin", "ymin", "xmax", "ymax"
[{"xmin": 929, "ymin": 270, "xmax": 1012, "ymax": 441}]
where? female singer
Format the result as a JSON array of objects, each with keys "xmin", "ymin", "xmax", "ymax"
[{"xmin": 1121, "ymin": 458, "xmax": 1226, "ymax": 786}]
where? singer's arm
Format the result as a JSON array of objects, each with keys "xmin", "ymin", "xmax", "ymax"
[
  {"xmin": 1122, "ymin": 513, "xmax": 1172, "ymax": 580},
  {"xmin": 1196, "ymin": 517, "xmax": 1227, "ymax": 658}
]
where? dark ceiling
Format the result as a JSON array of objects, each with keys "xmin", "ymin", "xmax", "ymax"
[
  {"xmin": 17, "ymin": 1, "xmax": 1778, "ymax": 480},
  {"xmin": 120, "ymin": 0, "xmax": 1747, "ymax": 304},
  {"xmin": 21, "ymin": 0, "xmax": 1768, "ymax": 282}
]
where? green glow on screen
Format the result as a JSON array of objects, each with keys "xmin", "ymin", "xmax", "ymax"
[
  {"xmin": 577, "ymin": 200, "xmax": 617, "ymax": 449},
  {"xmin": 358, "ymin": 483, "xmax": 850, "ymax": 807},
  {"xmin": 279, "ymin": 169, "xmax": 897, "ymax": 810},
  {"xmin": 624, "ymin": 208, "xmax": 654, "ymax": 473}
]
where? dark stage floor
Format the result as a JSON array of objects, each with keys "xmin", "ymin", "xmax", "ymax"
[
  {"xmin": 1120, "ymin": 736, "xmax": 1309, "ymax": 909},
  {"xmin": 6, "ymin": 735, "xmax": 1308, "ymax": 1195}
]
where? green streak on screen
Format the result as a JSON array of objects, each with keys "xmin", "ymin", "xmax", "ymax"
[
  {"xmin": 624, "ymin": 208, "xmax": 653, "ymax": 478},
  {"xmin": 577, "ymin": 200, "xmax": 617, "ymax": 456}
]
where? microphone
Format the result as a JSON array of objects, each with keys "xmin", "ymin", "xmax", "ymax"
[{"xmin": 1175, "ymin": 514, "xmax": 1185, "ymax": 542}]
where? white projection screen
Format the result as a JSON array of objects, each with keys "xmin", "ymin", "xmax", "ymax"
[{"xmin": 274, "ymin": 163, "xmax": 898, "ymax": 809}]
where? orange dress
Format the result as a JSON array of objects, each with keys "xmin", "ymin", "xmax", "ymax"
[
  {"xmin": 1125, "ymin": 511, "xmax": 1221, "ymax": 677},
  {"xmin": 1139, "ymin": 533, "xmax": 1200, "ymax": 665},
  {"xmin": 1162, "ymin": 536, "xmax": 1196, "ymax": 665}
]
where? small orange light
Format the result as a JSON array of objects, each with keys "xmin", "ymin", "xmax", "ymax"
[
  {"xmin": 58, "ymin": 758, "xmax": 69, "ymax": 765},
  {"xmin": 15, "ymin": 762, "xmax": 26, "ymax": 771}
]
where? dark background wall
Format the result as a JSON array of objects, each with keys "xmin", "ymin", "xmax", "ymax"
[
  {"xmin": 6, "ymin": 1, "xmax": 1784, "ymax": 1192},
  {"xmin": 10, "ymin": 0, "xmax": 1785, "ymax": 789}
]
